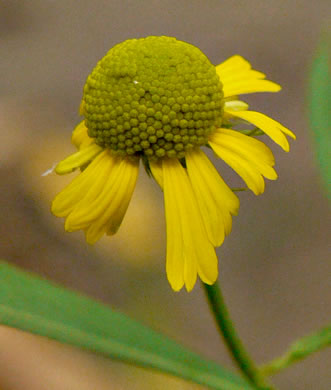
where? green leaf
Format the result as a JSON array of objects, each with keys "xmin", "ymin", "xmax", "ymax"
[
  {"xmin": 0, "ymin": 261, "xmax": 254, "ymax": 390},
  {"xmin": 260, "ymin": 323, "xmax": 331, "ymax": 376},
  {"xmin": 308, "ymin": 33, "xmax": 331, "ymax": 197}
]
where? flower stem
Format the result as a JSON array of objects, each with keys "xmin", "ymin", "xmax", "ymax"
[{"xmin": 202, "ymin": 282, "xmax": 274, "ymax": 389}]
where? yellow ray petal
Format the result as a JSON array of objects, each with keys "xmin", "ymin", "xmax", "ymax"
[
  {"xmin": 209, "ymin": 129, "xmax": 278, "ymax": 195},
  {"xmin": 213, "ymin": 129, "xmax": 278, "ymax": 180},
  {"xmin": 85, "ymin": 157, "xmax": 139, "ymax": 244},
  {"xmin": 63, "ymin": 153, "xmax": 114, "ymax": 230},
  {"xmin": 162, "ymin": 159, "xmax": 184, "ymax": 291},
  {"xmin": 150, "ymin": 159, "xmax": 164, "ymax": 189},
  {"xmin": 211, "ymin": 146, "xmax": 265, "ymax": 194},
  {"xmin": 162, "ymin": 158, "xmax": 218, "ymax": 291},
  {"xmin": 224, "ymin": 100, "xmax": 249, "ymax": 111},
  {"xmin": 71, "ymin": 121, "xmax": 92, "ymax": 149},
  {"xmin": 216, "ymin": 55, "xmax": 281, "ymax": 97},
  {"xmin": 216, "ymin": 55, "xmax": 251, "ymax": 74},
  {"xmin": 55, "ymin": 143, "xmax": 102, "ymax": 175},
  {"xmin": 65, "ymin": 152, "xmax": 123, "ymax": 231},
  {"xmin": 223, "ymin": 80, "xmax": 281, "ymax": 98},
  {"xmin": 186, "ymin": 148, "xmax": 239, "ymax": 246},
  {"xmin": 226, "ymin": 110, "xmax": 295, "ymax": 151},
  {"xmin": 51, "ymin": 151, "xmax": 109, "ymax": 217},
  {"xmin": 220, "ymin": 69, "xmax": 266, "ymax": 83}
]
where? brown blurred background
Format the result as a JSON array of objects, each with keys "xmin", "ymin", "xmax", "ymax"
[{"xmin": 0, "ymin": 1, "xmax": 330, "ymax": 389}]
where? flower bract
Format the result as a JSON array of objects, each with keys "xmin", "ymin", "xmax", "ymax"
[{"xmin": 51, "ymin": 36, "xmax": 295, "ymax": 291}]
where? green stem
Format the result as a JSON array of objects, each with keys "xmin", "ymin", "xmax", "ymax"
[
  {"xmin": 202, "ymin": 282, "xmax": 274, "ymax": 390},
  {"xmin": 260, "ymin": 323, "xmax": 331, "ymax": 377},
  {"xmin": 259, "ymin": 354, "xmax": 291, "ymax": 377}
]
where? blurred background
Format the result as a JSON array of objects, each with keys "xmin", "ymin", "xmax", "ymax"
[{"xmin": 0, "ymin": 0, "xmax": 330, "ymax": 389}]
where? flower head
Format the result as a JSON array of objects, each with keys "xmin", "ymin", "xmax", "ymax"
[{"xmin": 52, "ymin": 36, "xmax": 295, "ymax": 291}]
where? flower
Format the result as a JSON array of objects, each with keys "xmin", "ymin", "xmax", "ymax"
[{"xmin": 51, "ymin": 36, "xmax": 295, "ymax": 291}]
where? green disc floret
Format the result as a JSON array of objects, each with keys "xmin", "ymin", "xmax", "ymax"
[{"xmin": 82, "ymin": 36, "xmax": 224, "ymax": 160}]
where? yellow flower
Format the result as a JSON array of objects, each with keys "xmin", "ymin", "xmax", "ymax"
[{"xmin": 51, "ymin": 36, "xmax": 295, "ymax": 291}]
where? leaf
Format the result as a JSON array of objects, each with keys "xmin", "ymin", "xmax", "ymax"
[
  {"xmin": 308, "ymin": 33, "xmax": 331, "ymax": 197},
  {"xmin": 260, "ymin": 323, "xmax": 331, "ymax": 376},
  {"xmin": 0, "ymin": 261, "xmax": 254, "ymax": 390}
]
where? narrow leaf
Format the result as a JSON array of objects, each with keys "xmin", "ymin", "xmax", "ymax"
[
  {"xmin": 0, "ymin": 261, "xmax": 254, "ymax": 390},
  {"xmin": 308, "ymin": 34, "xmax": 331, "ymax": 197},
  {"xmin": 261, "ymin": 324, "xmax": 331, "ymax": 376}
]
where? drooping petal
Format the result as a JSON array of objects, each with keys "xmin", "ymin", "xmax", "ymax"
[
  {"xmin": 215, "ymin": 129, "xmax": 277, "ymax": 178},
  {"xmin": 64, "ymin": 153, "xmax": 115, "ymax": 230},
  {"xmin": 55, "ymin": 143, "xmax": 102, "ymax": 175},
  {"xmin": 149, "ymin": 159, "xmax": 164, "ymax": 189},
  {"xmin": 162, "ymin": 158, "xmax": 218, "ymax": 291},
  {"xmin": 226, "ymin": 110, "xmax": 296, "ymax": 152},
  {"xmin": 65, "ymin": 153, "xmax": 138, "ymax": 237},
  {"xmin": 85, "ymin": 157, "xmax": 139, "ymax": 243},
  {"xmin": 186, "ymin": 148, "xmax": 239, "ymax": 246},
  {"xmin": 216, "ymin": 55, "xmax": 281, "ymax": 97},
  {"xmin": 209, "ymin": 128, "xmax": 278, "ymax": 195},
  {"xmin": 159, "ymin": 160, "xmax": 184, "ymax": 291},
  {"xmin": 51, "ymin": 151, "xmax": 110, "ymax": 217}
]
